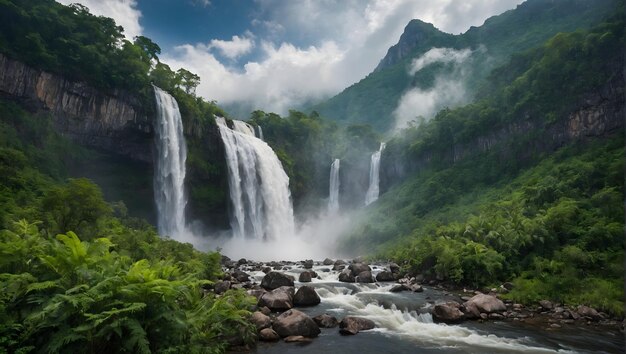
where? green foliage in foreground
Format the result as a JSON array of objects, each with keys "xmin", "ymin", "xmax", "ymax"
[
  {"xmin": 0, "ymin": 101, "xmax": 255, "ymax": 353},
  {"xmin": 362, "ymin": 137, "xmax": 624, "ymax": 316}
]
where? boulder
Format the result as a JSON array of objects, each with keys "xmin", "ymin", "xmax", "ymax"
[
  {"xmin": 390, "ymin": 284, "xmax": 408, "ymax": 292},
  {"xmin": 299, "ymin": 271, "xmax": 312, "ymax": 283},
  {"xmin": 539, "ymin": 300, "xmax": 553, "ymax": 310},
  {"xmin": 259, "ymin": 306, "xmax": 271, "ymax": 316},
  {"xmin": 349, "ymin": 263, "xmax": 371, "ymax": 277},
  {"xmin": 408, "ymin": 284, "xmax": 423, "ymax": 292},
  {"xmin": 356, "ymin": 271, "xmax": 375, "ymax": 283},
  {"xmin": 303, "ymin": 259, "xmax": 314, "ymax": 269},
  {"xmin": 323, "ymin": 258, "xmax": 334, "ymax": 265},
  {"xmin": 294, "ymin": 286, "xmax": 321, "ymax": 306},
  {"xmin": 262, "ymin": 266, "xmax": 271, "ymax": 274},
  {"xmin": 334, "ymin": 259, "xmax": 347, "ymax": 266},
  {"xmin": 258, "ymin": 328, "xmax": 280, "ymax": 342},
  {"xmin": 376, "ymin": 271, "xmax": 395, "ymax": 282},
  {"xmin": 258, "ymin": 286, "xmax": 294, "ymax": 311},
  {"xmin": 237, "ymin": 258, "xmax": 247, "ymax": 265},
  {"xmin": 389, "ymin": 263, "xmax": 400, "ymax": 273},
  {"xmin": 251, "ymin": 311, "xmax": 271, "ymax": 330},
  {"xmin": 261, "ymin": 271, "xmax": 295, "ymax": 290},
  {"xmin": 339, "ymin": 316, "xmax": 375, "ymax": 335},
  {"xmin": 273, "ymin": 309, "xmax": 320, "ymax": 338},
  {"xmin": 313, "ymin": 314, "xmax": 338, "ymax": 328},
  {"xmin": 247, "ymin": 288, "xmax": 267, "ymax": 300},
  {"xmin": 577, "ymin": 305, "xmax": 601, "ymax": 320},
  {"xmin": 463, "ymin": 294, "xmax": 506, "ymax": 315},
  {"xmin": 433, "ymin": 302, "xmax": 465, "ymax": 323},
  {"xmin": 338, "ymin": 270, "xmax": 355, "ymax": 283},
  {"xmin": 284, "ymin": 336, "xmax": 312, "ymax": 343},
  {"xmin": 332, "ymin": 264, "xmax": 346, "ymax": 271},
  {"xmin": 232, "ymin": 269, "xmax": 250, "ymax": 283},
  {"xmin": 214, "ymin": 280, "xmax": 231, "ymax": 295}
]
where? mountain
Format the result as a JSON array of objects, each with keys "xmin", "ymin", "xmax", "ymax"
[{"xmin": 312, "ymin": 0, "xmax": 619, "ymax": 132}]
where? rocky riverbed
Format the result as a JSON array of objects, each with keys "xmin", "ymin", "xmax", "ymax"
[{"xmin": 214, "ymin": 257, "xmax": 624, "ymax": 353}]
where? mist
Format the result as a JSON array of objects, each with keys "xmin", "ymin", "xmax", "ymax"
[{"xmin": 393, "ymin": 47, "xmax": 479, "ymax": 130}]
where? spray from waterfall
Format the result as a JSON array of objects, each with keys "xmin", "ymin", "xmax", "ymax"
[
  {"xmin": 328, "ymin": 159, "xmax": 341, "ymax": 212},
  {"xmin": 216, "ymin": 117, "xmax": 295, "ymax": 240},
  {"xmin": 153, "ymin": 86, "xmax": 187, "ymax": 238},
  {"xmin": 365, "ymin": 142, "xmax": 386, "ymax": 206}
]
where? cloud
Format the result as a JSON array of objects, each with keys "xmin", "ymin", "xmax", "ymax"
[
  {"xmin": 56, "ymin": 0, "xmax": 142, "ymax": 39},
  {"xmin": 409, "ymin": 47, "xmax": 472, "ymax": 74},
  {"xmin": 206, "ymin": 35, "xmax": 255, "ymax": 59},
  {"xmin": 393, "ymin": 47, "xmax": 477, "ymax": 130}
]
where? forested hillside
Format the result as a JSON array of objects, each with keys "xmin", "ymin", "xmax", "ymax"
[
  {"xmin": 312, "ymin": 0, "xmax": 619, "ymax": 131},
  {"xmin": 343, "ymin": 12, "xmax": 624, "ymax": 314}
]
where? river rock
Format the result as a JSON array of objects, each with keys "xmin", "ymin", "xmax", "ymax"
[
  {"xmin": 273, "ymin": 309, "xmax": 320, "ymax": 338},
  {"xmin": 251, "ymin": 311, "xmax": 272, "ymax": 330},
  {"xmin": 390, "ymin": 284, "xmax": 408, "ymax": 292},
  {"xmin": 214, "ymin": 280, "xmax": 231, "ymax": 294},
  {"xmin": 258, "ymin": 286, "xmax": 294, "ymax": 311},
  {"xmin": 237, "ymin": 258, "xmax": 247, "ymax": 265},
  {"xmin": 339, "ymin": 316, "xmax": 376, "ymax": 335},
  {"xmin": 577, "ymin": 305, "xmax": 601, "ymax": 320},
  {"xmin": 302, "ymin": 259, "xmax": 314, "ymax": 269},
  {"xmin": 409, "ymin": 284, "xmax": 423, "ymax": 292},
  {"xmin": 376, "ymin": 271, "xmax": 395, "ymax": 282},
  {"xmin": 433, "ymin": 302, "xmax": 465, "ymax": 323},
  {"xmin": 323, "ymin": 258, "xmax": 334, "ymax": 265},
  {"xmin": 299, "ymin": 271, "xmax": 312, "ymax": 283},
  {"xmin": 313, "ymin": 314, "xmax": 338, "ymax": 328},
  {"xmin": 259, "ymin": 328, "xmax": 280, "ymax": 342},
  {"xmin": 284, "ymin": 335, "xmax": 312, "ymax": 343},
  {"xmin": 232, "ymin": 269, "xmax": 250, "ymax": 283},
  {"xmin": 389, "ymin": 263, "xmax": 400, "ymax": 273},
  {"xmin": 356, "ymin": 271, "xmax": 375, "ymax": 283},
  {"xmin": 338, "ymin": 269, "xmax": 355, "ymax": 283},
  {"xmin": 261, "ymin": 271, "xmax": 295, "ymax": 290},
  {"xmin": 247, "ymin": 288, "xmax": 267, "ymax": 300},
  {"xmin": 294, "ymin": 286, "xmax": 321, "ymax": 306},
  {"xmin": 349, "ymin": 263, "xmax": 371, "ymax": 276},
  {"xmin": 463, "ymin": 294, "xmax": 506, "ymax": 317},
  {"xmin": 539, "ymin": 300, "xmax": 553, "ymax": 310}
]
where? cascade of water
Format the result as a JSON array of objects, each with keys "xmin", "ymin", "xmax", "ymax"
[
  {"xmin": 365, "ymin": 142, "xmax": 386, "ymax": 206},
  {"xmin": 257, "ymin": 125, "xmax": 264, "ymax": 140},
  {"xmin": 328, "ymin": 159, "xmax": 341, "ymax": 212},
  {"xmin": 216, "ymin": 118, "xmax": 295, "ymax": 240},
  {"xmin": 153, "ymin": 86, "xmax": 187, "ymax": 238}
]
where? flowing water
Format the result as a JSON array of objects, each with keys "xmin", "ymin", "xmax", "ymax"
[
  {"xmin": 328, "ymin": 159, "xmax": 341, "ymax": 213},
  {"xmin": 250, "ymin": 264, "xmax": 623, "ymax": 354},
  {"xmin": 258, "ymin": 125, "xmax": 264, "ymax": 141},
  {"xmin": 153, "ymin": 86, "xmax": 187, "ymax": 238},
  {"xmin": 365, "ymin": 142, "xmax": 386, "ymax": 206},
  {"xmin": 216, "ymin": 118, "xmax": 295, "ymax": 240}
]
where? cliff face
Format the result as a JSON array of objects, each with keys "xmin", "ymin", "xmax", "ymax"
[
  {"xmin": 381, "ymin": 70, "xmax": 625, "ymax": 191},
  {"xmin": 0, "ymin": 54, "xmax": 153, "ymax": 162}
]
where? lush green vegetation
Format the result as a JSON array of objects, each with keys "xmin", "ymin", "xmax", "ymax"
[
  {"xmin": 345, "ymin": 15, "xmax": 624, "ymax": 315},
  {"xmin": 313, "ymin": 0, "xmax": 618, "ymax": 131},
  {"xmin": 0, "ymin": 97, "xmax": 254, "ymax": 353}
]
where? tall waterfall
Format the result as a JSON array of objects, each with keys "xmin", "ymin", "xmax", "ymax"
[
  {"xmin": 328, "ymin": 159, "xmax": 340, "ymax": 212},
  {"xmin": 257, "ymin": 125, "xmax": 264, "ymax": 141},
  {"xmin": 216, "ymin": 117, "xmax": 295, "ymax": 240},
  {"xmin": 153, "ymin": 86, "xmax": 187, "ymax": 237},
  {"xmin": 365, "ymin": 142, "xmax": 386, "ymax": 206}
]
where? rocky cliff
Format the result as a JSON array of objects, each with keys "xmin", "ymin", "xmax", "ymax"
[
  {"xmin": 380, "ymin": 67, "xmax": 625, "ymax": 191},
  {"xmin": 0, "ymin": 54, "xmax": 153, "ymax": 162}
]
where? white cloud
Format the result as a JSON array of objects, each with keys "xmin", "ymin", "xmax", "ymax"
[
  {"xmin": 206, "ymin": 35, "xmax": 255, "ymax": 59},
  {"xmin": 409, "ymin": 47, "xmax": 472, "ymax": 75},
  {"xmin": 56, "ymin": 0, "xmax": 142, "ymax": 39}
]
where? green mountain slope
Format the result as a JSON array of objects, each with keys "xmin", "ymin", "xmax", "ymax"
[
  {"xmin": 312, "ymin": 0, "xmax": 618, "ymax": 132},
  {"xmin": 342, "ymin": 14, "xmax": 624, "ymax": 314}
]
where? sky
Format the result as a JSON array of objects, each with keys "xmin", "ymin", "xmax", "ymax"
[{"xmin": 56, "ymin": 0, "xmax": 523, "ymax": 117}]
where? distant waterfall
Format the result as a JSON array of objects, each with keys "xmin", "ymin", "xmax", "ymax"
[
  {"xmin": 365, "ymin": 142, "xmax": 386, "ymax": 206},
  {"xmin": 328, "ymin": 159, "xmax": 341, "ymax": 212},
  {"xmin": 216, "ymin": 118, "xmax": 295, "ymax": 240},
  {"xmin": 153, "ymin": 86, "xmax": 187, "ymax": 237},
  {"xmin": 257, "ymin": 125, "xmax": 264, "ymax": 140}
]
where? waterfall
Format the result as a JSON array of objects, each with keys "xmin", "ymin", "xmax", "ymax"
[
  {"xmin": 216, "ymin": 117, "xmax": 295, "ymax": 240},
  {"xmin": 365, "ymin": 142, "xmax": 386, "ymax": 206},
  {"xmin": 257, "ymin": 125, "xmax": 264, "ymax": 141},
  {"xmin": 153, "ymin": 86, "xmax": 187, "ymax": 238},
  {"xmin": 328, "ymin": 159, "xmax": 340, "ymax": 212}
]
